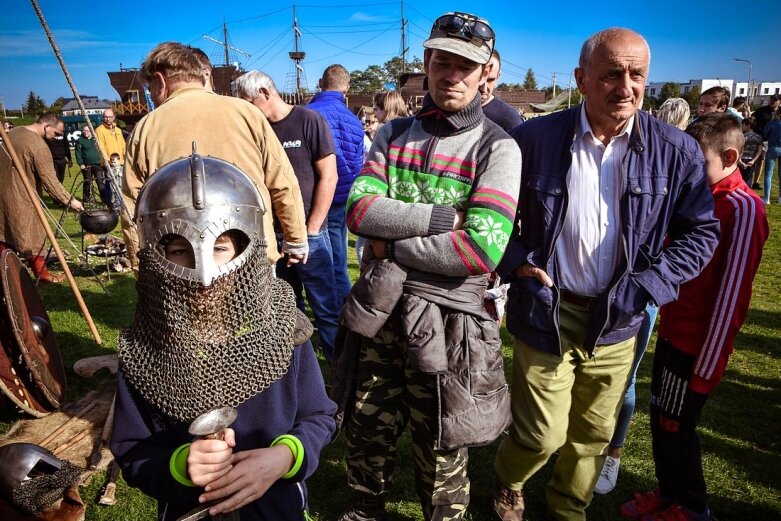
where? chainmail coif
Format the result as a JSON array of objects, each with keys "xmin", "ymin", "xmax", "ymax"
[
  {"xmin": 10, "ymin": 460, "xmax": 83, "ymax": 514},
  {"xmin": 118, "ymin": 243, "xmax": 297, "ymax": 423}
]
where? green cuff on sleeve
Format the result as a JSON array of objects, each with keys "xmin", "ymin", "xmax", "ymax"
[
  {"xmin": 270, "ymin": 434, "xmax": 305, "ymax": 479},
  {"xmin": 169, "ymin": 443, "xmax": 196, "ymax": 487}
]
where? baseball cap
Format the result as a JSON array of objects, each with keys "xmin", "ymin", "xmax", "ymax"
[{"xmin": 423, "ymin": 12, "xmax": 495, "ymax": 65}]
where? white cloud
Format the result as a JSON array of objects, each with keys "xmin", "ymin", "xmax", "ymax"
[
  {"xmin": 349, "ymin": 12, "xmax": 392, "ymax": 22},
  {"xmin": 0, "ymin": 29, "xmax": 146, "ymax": 57}
]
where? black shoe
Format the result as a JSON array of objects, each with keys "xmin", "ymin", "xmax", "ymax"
[{"xmin": 752, "ymin": 182, "xmax": 761, "ymax": 189}]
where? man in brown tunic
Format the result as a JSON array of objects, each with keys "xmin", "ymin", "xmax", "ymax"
[{"xmin": 0, "ymin": 113, "xmax": 84, "ymax": 283}]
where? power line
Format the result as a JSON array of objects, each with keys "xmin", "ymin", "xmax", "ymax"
[
  {"xmin": 297, "ymin": 1, "xmax": 398, "ymax": 7},
  {"xmin": 303, "ymin": 21, "xmax": 397, "ymax": 28},
  {"xmin": 227, "ymin": 6, "xmax": 291, "ymax": 25},
  {"xmin": 301, "ymin": 26, "xmax": 397, "ymax": 57}
]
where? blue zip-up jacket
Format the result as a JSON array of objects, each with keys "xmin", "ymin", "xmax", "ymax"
[
  {"xmin": 307, "ymin": 91, "xmax": 365, "ymax": 205},
  {"xmin": 497, "ymin": 106, "xmax": 720, "ymax": 355}
]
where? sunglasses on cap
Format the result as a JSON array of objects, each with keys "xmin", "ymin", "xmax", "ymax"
[{"xmin": 433, "ymin": 13, "xmax": 495, "ymax": 44}]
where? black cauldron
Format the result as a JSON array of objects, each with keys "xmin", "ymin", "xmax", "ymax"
[{"xmin": 80, "ymin": 208, "xmax": 119, "ymax": 234}]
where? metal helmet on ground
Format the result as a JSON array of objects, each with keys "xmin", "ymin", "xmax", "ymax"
[
  {"xmin": 0, "ymin": 443, "xmax": 83, "ymax": 514},
  {"xmin": 135, "ymin": 146, "xmax": 265, "ymax": 286}
]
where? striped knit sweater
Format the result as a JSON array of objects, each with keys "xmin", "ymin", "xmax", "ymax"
[{"xmin": 346, "ymin": 94, "xmax": 522, "ymax": 276}]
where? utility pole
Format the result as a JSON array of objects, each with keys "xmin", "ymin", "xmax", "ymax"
[
  {"xmin": 400, "ymin": 0, "xmax": 408, "ymax": 77},
  {"xmin": 551, "ymin": 72, "xmax": 557, "ymax": 98},
  {"xmin": 734, "ymin": 58, "xmax": 753, "ymax": 106}
]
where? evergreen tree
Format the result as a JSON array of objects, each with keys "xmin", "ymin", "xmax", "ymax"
[
  {"xmin": 23, "ymin": 91, "xmax": 47, "ymax": 117},
  {"xmin": 523, "ymin": 68, "xmax": 538, "ymax": 90}
]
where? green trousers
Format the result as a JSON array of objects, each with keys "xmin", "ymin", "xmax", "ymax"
[{"xmin": 495, "ymin": 300, "xmax": 636, "ymax": 521}]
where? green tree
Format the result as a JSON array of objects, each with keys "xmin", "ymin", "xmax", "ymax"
[
  {"xmin": 683, "ymin": 86, "xmax": 701, "ymax": 112},
  {"xmin": 383, "ymin": 56, "xmax": 423, "ymax": 85},
  {"xmin": 658, "ymin": 82, "xmax": 681, "ymax": 104},
  {"xmin": 350, "ymin": 65, "xmax": 386, "ymax": 93},
  {"xmin": 351, "ymin": 56, "xmax": 425, "ymax": 93},
  {"xmin": 23, "ymin": 91, "xmax": 47, "ymax": 117},
  {"xmin": 522, "ymin": 68, "xmax": 538, "ymax": 90},
  {"xmin": 49, "ymin": 96, "xmax": 68, "ymax": 115}
]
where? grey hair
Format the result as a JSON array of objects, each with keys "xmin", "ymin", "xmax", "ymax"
[
  {"xmin": 656, "ymin": 98, "xmax": 691, "ymax": 130},
  {"xmin": 231, "ymin": 70, "xmax": 278, "ymax": 99},
  {"xmin": 578, "ymin": 27, "xmax": 651, "ymax": 69}
]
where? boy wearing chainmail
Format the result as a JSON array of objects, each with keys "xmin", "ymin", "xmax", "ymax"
[
  {"xmin": 333, "ymin": 12, "xmax": 521, "ymax": 521},
  {"xmin": 109, "ymin": 152, "xmax": 336, "ymax": 520}
]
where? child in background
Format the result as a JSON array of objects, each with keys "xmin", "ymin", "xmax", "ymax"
[
  {"xmin": 697, "ymin": 86, "xmax": 730, "ymax": 117},
  {"xmin": 620, "ymin": 113, "xmax": 768, "ymax": 521},
  {"xmin": 108, "ymin": 152, "xmax": 123, "ymax": 210},
  {"xmin": 738, "ymin": 117, "xmax": 763, "ymax": 185}
]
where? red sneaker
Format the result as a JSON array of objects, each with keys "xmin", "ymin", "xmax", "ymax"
[
  {"xmin": 640, "ymin": 504, "xmax": 712, "ymax": 521},
  {"xmin": 619, "ymin": 490, "xmax": 670, "ymax": 519}
]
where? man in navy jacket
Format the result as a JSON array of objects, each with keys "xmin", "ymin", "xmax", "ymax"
[
  {"xmin": 308, "ymin": 64, "xmax": 365, "ymax": 303},
  {"xmin": 491, "ymin": 28, "xmax": 719, "ymax": 521}
]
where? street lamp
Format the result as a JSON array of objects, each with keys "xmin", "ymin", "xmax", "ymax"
[{"xmin": 734, "ymin": 58, "xmax": 753, "ymax": 106}]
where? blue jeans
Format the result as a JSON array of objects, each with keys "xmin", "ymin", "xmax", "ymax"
[
  {"xmin": 327, "ymin": 203, "xmax": 352, "ymax": 304},
  {"xmin": 609, "ymin": 303, "xmax": 659, "ymax": 449},
  {"xmin": 277, "ymin": 230, "xmax": 340, "ymax": 361},
  {"xmin": 763, "ymin": 146, "xmax": 781, "ymax": 203}
]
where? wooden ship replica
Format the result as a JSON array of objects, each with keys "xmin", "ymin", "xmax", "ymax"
[
  {"xmin": 107, "ymin": 10, "xmax": 546, "ymax": 130},
  {"xmin": 107, "ymin": 23, "xmax": 244, "ymax": 129}
]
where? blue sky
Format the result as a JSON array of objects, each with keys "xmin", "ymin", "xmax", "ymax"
[{"xmin": 1, "ymin": 0, "xmax": 778, "ymax": 109}]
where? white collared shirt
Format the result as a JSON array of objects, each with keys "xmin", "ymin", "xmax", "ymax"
[{"xmin": 555, "ymin": 103, "xmax": 633, "ymax": 297}]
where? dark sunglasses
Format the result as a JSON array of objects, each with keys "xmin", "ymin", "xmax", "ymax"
[{"xmin": 433, "ymin": 14, "xmax": 495, "ymax": 43}]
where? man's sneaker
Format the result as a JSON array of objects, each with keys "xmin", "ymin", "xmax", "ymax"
[
  {"xmin": 640, "ymin": 503, "xmax": 712, "ymax": 521},
  {"xmin": 334, "ymin": 494, "xmax": 388, "ymax": 521},
  {"xmin": 493, "ymin": 478, "xmax": 524, "ymax": 521},
  {"xmin": 619, "ymin": 489, "xmax": 670, "ymax": 519},
  {"xmin": 752, "ymin": 182, "xmax": 761, "ymax": 189},
  {"xmin": 334, "ymin": 510, "xmax": 388, "ymax": 521},
  {"xmin": 594, "ymin": 456, "xmax": 620, "ymax": 494}
]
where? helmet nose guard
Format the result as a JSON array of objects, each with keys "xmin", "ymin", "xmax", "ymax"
[{"xmin": 135, "ymin": 146, "xmax": 266, "ymax": 286}]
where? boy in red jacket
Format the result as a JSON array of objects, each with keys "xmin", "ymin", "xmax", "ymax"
[{"xmin": 620, "ymin": 114, "xmax": 769, "ymax": 521}]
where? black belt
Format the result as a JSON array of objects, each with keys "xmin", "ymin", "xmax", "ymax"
[{"xmin": 560, "ymin": 289, "xmax": 599, "ymax": 310}]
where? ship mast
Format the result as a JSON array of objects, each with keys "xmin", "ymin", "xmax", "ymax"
[
  {"xmin": 223, "ymin": 22, "xmax": 230, "ymax": 67},
  {"xmin": 289, "ymin": 3, "xmax": 306, "ymax": 93}
]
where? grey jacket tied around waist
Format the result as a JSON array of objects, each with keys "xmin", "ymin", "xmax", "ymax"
[{"xmin": 338, "ymin": 259, "xmax": 511, "ymax": 450}]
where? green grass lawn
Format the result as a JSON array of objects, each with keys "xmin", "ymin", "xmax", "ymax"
[{"xmin": 1, "ymin": 163, "xmax": 779, "ymax": 520}]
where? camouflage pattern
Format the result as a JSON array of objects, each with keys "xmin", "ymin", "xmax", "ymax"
[{"xmin": 345, "ymin": 320, "xmax": 470, "ymax": 521}]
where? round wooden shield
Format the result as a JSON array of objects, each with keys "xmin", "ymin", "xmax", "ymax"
[{"xmin": 0, "ymin": 250, "xmax": 66, "ymax": 414}]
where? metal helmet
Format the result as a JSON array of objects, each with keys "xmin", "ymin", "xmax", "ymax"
[
  {"xmin": 0, "ymin": 443, "xmax": 62, "ymax": 500},
  {"xmin": 0, "ymin": 442, "xmax": 83, "ymax": 514},
  {"xmin": 135, "ymin": 147, "xmax": 266, "ymax": 286}
]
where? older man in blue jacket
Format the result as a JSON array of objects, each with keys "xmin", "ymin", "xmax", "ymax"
[
  {"xmin": 308, "ymin": 64, "xmax": 365, "ymax": 303},
  {"xmin": 491, "ymin": 28, "xmax": 720, "ymax": 521}
]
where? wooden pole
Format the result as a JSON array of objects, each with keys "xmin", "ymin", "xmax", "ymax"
[
  {"xmin": 29, "ymin": 0, "xmax": 134, "ymax": 225},
  {"xmin": 0, "ymin": 125, "xmax": 102, "ymax": 344}
]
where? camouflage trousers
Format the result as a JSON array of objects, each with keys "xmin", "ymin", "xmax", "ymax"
[{"xmin": 345, "ymin": 321, "xmax": 469, "ymax": 521}]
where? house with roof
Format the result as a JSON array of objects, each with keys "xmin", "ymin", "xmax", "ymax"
[{"xmin": 60, "ymin": 96, "xmax": 113, "ymax": 116}]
